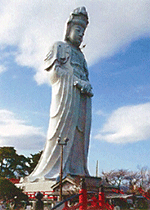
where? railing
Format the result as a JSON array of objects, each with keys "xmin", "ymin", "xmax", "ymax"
[
  {"xmin": 138, "ymin": 187, "xmax": 150, "ymax": 200},
  {"xmin": 51, "ymin": 194, "xmax": 82, "ymax": 210},
  {"xmin": 51, "ymin": 189, "xmax": 114, "ymax": 210},
  {"xmin": 25, "ymin": 191, "xmax": 54, "ymax": 199}
]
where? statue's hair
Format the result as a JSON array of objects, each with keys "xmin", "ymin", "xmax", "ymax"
[
  {"xmin": 64, "ymin": 7, "xmax": 89, "ymax": 42},
  {"xmin": 64, "ymin": 22, "xmax": 74, "ymax": 42}
]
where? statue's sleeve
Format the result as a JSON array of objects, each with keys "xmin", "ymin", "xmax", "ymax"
[
  {"xmin": 83, "ymin": 59, "xmax": 89, "ymax": 81},
  {"xmin": 44, "ymin": 42, "xmax": 70, "ymax": 71}
]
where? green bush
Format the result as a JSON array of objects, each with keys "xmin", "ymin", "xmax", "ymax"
[{"xmin": 0, "ymin": 177, "xmax": 28, "ymax": 202}]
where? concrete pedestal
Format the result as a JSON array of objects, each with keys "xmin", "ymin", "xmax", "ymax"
[{"xmin": 16, "ymin": 179, "xmax": 56, "ymax": 195}]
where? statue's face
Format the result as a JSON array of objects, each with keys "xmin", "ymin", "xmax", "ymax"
[{"xmin": 68, "ymin": 25, "xmax": 85, "ymax": 47}]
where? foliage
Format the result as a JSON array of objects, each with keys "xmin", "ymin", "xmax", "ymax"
[
  {"xmin": 0, "ymin": 147, "xmax": 30, "ymax": 178},
  {"xmin": 101, "ymin": 168, "xmax": 150, "ymax": 209},
  {"xmin": 0, "ymin": 147, "xmax": 42, "ymax": 179},
  {"xmin": 0, "ymin": 147, "xmax": 16, "ymax": 178},
  {"xmin": 0, "ymin": 147, "xmax": 42, "ymax": 205},
  {"xmin": 102, "ymin": 169, "xmax": 130, "ymax": 187},
  {"xmin": 27, "ymin": 150, "xmax": 42, "ymax": 174},
  {"xmin": 101, "ymin": 167, "xmax": 150, "ymax": 193},
  {"xmin": 0, "ymin": 177, "xmax": 28, "ymax": 201}
]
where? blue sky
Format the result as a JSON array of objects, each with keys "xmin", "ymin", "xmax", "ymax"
[
  {"xmin": 89, "ymin": 38, "xmax": 150, "ymax": 175},
  {"xmin": 0, "ymin": 0, "xmax": 150, "ymax": 176}
]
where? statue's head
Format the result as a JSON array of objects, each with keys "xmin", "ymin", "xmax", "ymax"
[{"xmin": 65, "ymin": 7, "xmax": 89, "ymax": 48}]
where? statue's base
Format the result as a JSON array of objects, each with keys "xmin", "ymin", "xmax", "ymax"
[
  {"xmin": 51, "ymin": 174, "xmax": 102, "ymax": 196},
  {"xmin": 16, "ymin": 174, "xmax": 102, "ymax": 197},
  {"xmin": 16, "ymin": 174, "xmax": 118, "ymax": 201},
  {"xmin": 16, "ymin": 179, "xmax": 56, "ymax": 195}
]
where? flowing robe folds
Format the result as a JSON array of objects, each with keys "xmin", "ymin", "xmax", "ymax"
[{"xmin": 28, "ymin": 41, "xmax": 93, "ymax": 182}]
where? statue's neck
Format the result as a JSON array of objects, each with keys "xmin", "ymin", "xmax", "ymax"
[{"xmin": 66, "ymin": 41, "xmax": 81, "ymax": 51}]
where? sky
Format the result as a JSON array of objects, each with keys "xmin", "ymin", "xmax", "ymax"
[{"xmin": 0, "ymin": 0, "xmax": 150, "ymax": 177}]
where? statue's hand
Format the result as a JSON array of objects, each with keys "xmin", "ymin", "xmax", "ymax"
[
  {"xmin": 74, "ymin": 80, "xmax": 93, "ymax": 97},
  {"xmin": 81, "ymin": 83, "xmax": 93, "ymax": 97},
  {"xmin": 74, "ymin": 80, "xmax": 82, "ymax": 89}
]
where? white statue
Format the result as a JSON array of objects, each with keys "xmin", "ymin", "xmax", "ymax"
[{"xmin": 28, "ymin": 7, "xmax": 93, "ymax": 182}]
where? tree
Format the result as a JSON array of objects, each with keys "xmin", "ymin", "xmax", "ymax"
[
  {"xmin": 0, "ymin": 147, "xmax": 18, "ymax": 178},
  {"xmin": 0, "ymin": 147, "xmax": 42, "ymax": 178},
  {"xmin": 101, "ymin": 168, "xmax": 150, "ymax": 193},
  {"xmin": 15, "ymin": 154, "xmax": 31, "ymax": 177},
  {"xmin": 102, "ymin": 169, "xmax": 129, "ymax": 188},
  {"xmin": 27, "ymin": 150, "xmax": 42, "ymax": 174},
  {"xmin": 0, "ymin": 147, "xmax": 30, "ymax": 178},
  {"xmin": 0, "ymin": 177, "xmax": 28, "ymax": 201},
  {"xmin": 137, "ymin": 166, "xmax": 150, "ymax": 191}
]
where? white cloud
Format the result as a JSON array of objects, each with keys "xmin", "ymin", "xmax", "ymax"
[
  {"xmin": 95, "ymin": 109, "xmax": 107, "ymax": 117},
  {"xmin": 95, "ymin": 103, "xmax": 150, "ymax": 144},
  {"xmin": 0, "ymin": 65, "xmax": 7, "ymax": 74},
  {"xmin": 0, "ymin": 109, "xmax": 46, "ymax": 152},
  {"xmin": 0, "ymin": 0, "xmax": 150, "ymax": 84}
]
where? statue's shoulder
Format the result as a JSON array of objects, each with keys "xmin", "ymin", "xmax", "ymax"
[
  {"xmin": 45, "ymin": 41, "xmax": 71, "ymax": 71},
  {"xmin": 53, "ymin": 41, "xmax": 69, "ymax": 48}
]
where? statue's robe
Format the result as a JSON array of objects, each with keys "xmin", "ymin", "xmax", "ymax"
[{"xmin": 28, "ymin": 41, "xmax": 93, "ymax": 181}]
